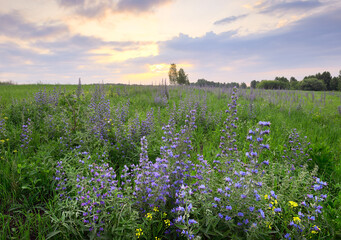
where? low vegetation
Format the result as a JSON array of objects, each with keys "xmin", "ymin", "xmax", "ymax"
[{"xmin": 0, "ymin": 83, "xmax": 340, "ymax": 239}]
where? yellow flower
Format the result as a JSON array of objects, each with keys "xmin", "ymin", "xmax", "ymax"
[
  {"xmin": 13, "ymin": 150, "xmax": 17, "ymax": 153},
  {"xmin": 155, "ymin": 237, "xmax": 161, "ymax": 240},
  {"xmin": 145, "ymin": 213, "xmax": 152, "ymax": 220},
  {"xmin": 6, "ymin": 139, "xmax": 9, "ymax": 141},
  {"xmin": 264, "ymin": 195, "xmax": 268, "ymax": 200},
  {"xmin": 293, "ymin": 217, "xmax": 301, "ymax": 223},
  {"xmin": 4, "ymin": 117, "xmax": 8, "ymax": 120},
  {"xmin": 265, "ymin": 222, "xmax": 272, "ymax": 229},
  {"xmin": 311, "ymin": 230, "xmax": 318, "ymax": 234},
  {"xmin": 164, "ymin": 219, "xmax": 170, "ymax": 227},
  {"xmin": 136, "ymin": 228, "xmax": 143, "ymax": 238},
  {"xmin": 0, "ymin": 139, "xmax": 4, "ymax": 144},
  {"xmin": 163, "ymin": 212, "xmax": 167, "ymax": 218},
  {"xmin": 153, "ymin": 206, "xmax": 159, "ymax": 212},
  {"xmin": 289, "ymin": 201, "xmax": 298, "ymax": 208}
]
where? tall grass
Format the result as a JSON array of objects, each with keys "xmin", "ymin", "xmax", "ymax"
[{"xmin": 0, "ymin": 84, "xmax": 339, "ymax": 239}]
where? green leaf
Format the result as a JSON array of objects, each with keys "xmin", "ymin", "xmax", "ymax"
[
  {"xmin": 46, "ymin": 230, "xmax": 62, "ymax": 239},
  {"xmin": 174, "ymin": 223, "xmax": 187, "ymax": 230}
]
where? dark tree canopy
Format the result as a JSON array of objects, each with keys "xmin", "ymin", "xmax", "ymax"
[
  {"xmin": 250, "ymin": 80, "xmax": 258, "ymax": 89},
  {"xmin": 300, "ymin": 78, "xmax": 327, "ymax": 91},
  {"xmin": 178, "ymin": 68, "xmax": 190, "ymax": 85}
]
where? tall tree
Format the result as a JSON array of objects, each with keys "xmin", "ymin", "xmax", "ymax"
[
  {"xmin": 290, "ymin": 77, "xmax": 297, "ymax": 82},
  {"xmin": 168, "ymin": 63, "xmax": 178, "ymax": 85},
  {"xmin": 320, "ymin": 71, "xmax": 332, "ymax": 90},
  {"xmin": 290, "ymin": 77, "xmax": 298, "ymax": 89},
  {"xmin": 300, "ymin": 78, "xmax": 326, "ymax": 91},
  {"xmin": 275, "ymin": 76, "xmax": 289, "ymax": 83},
  {"xmin": 240, "ymin": 82, "xmax": 247, "ymax": 89},
  {"xmin": 177, "ymin": 68, "xmax": 189, "ymax": 85},
  {"xmin": 330, "ymin": 77, "xmax": 339, "ymax": 91},
  {"xmin": 250, "ymin": 80, "xmax": 258, "ymax": 89}
]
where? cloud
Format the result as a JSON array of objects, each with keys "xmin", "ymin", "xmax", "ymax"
[
  {"xmin": 0, "ymin": 21, "xmax": 158, "ymax": 84},
  {"xmin": 0, "ymin": 12, "xmax": 68, "ymax": 39},
  {"xmin": 255, "ymin": 0, "xmax": 323, "ymax": 14},
  {"xmin": 117, "ymin": 0, "xmax": 173, "ymax": 12},
  {"xmin": 57, "ymin": 0, "xmax": 85, "ymax": 8},
  {"xmin": 137, "ymin": 6, "xmax": 341, "ymax": 81},
  {"xmin": 54, "ymin": 0, "xmax": 173, "ymax": 18},
  {"xmin": 214, "ymin": 14, "xmax": 248, "ymax": 25},
  {"xmin": 1, "ymin": 1, "xmax": 341, "ymax": 84}
]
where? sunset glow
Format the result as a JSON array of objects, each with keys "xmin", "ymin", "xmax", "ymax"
[{"xmin": 0, "ymin": 0, "xmax": 340, "ymax": 84}]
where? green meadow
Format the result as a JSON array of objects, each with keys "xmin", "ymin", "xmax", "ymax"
[{"xmin": 0, "ymin": 84, "xmax": 340, "ymax": 239}]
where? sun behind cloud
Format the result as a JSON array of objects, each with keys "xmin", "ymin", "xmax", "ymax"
[
  {"xmin": 122, "ymin": 62, "xmax": 194, "ymax": 84},
  {"xmin": 149, "ymin": 63, "xmax": 169, "ymax": 73},
  {"xmin": 90, "ymin": 43, "xmax": 159, "ymax": 63}
]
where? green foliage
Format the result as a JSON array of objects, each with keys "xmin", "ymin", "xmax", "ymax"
[
  {"xmin": 250, "ymin": 80, "xmax": 258, "ymax": 89},
  {"xmin": 193, "ymin": 79, "xmax": 240, "ymax": 88},
  {"xmin": 330, "ymin": 77, "xmax": 341, "ymax": 91},
  {"xmin": 0, "ymin": 84, "xmax": 340, "ymax": 239},
  {"xmin": 138, "ymin": 208, "xmax": 171, "ymax": 239},
  {"xmin": 300, "ymin": 78, "xmax": 327, "ymax": 91},
  {"xmin": 257, "ymin": 80, "xmax": 289, "ymax": 89},
  {"xmin": 178, "ymin": 68, "xmax": 190, "ymax": 85}
]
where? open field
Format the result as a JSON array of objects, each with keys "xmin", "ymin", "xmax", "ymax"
[{"xmin": 0, "ymin": 84, "xmax": 340, "ymax": 239}]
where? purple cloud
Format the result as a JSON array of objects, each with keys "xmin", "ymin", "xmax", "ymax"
[
  {"xmin": 55, "ymin": 0, "xmax": 173, "ymax": 18},
  {"xmin": 0, "ymin": 12, "xmax": 68, "ymax": 39},
  {"xmin": 117, "ymin": 0, "xmax": 173, "ymax": 12},
  {"xmin": 135, "ymin": 6, "xmax": 341, "ymax": 76},
  {"xmin": 57, "ymin": 0, "xmax": 85, "ymax": 8},
  {"xmin": 256, "ymin": 0, "xmax": 322, "ymax": 14},
  {"xmin": 214, "ymin": 14, "xmax": 248, "ymax": 25}
]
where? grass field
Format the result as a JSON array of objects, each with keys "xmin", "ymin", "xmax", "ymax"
[{"xmin": 0, "ymin": 84, "xmax": 340, "ymax": 239}]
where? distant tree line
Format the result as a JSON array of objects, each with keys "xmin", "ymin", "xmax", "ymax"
[
  {"xmin": 191, "ymin": 79, "xmax": 247, "ymax": 89},
  {"xmin": 251, "ymin": 71, "xmax": 341, "ymax": 91},
  {"xmin": 0, "ymin": 81, "xmax": 14, "ymax": 85},
  {"xmin": 169, "ymin": 63, "xmax": 341, "ymax": 91}
]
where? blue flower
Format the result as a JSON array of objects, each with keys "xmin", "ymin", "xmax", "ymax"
[
  {"xmin": 226, "ymin": 205, "xmax": 232, "ymax": 210},
  {"xmin": 187, "ymin": 203, "xmax": 193, "ymax": 212},
  {"xmin": 188, "ymin": 219, "xmax": 198, "ymax": 225},
  {"xmin": 258, "ymin": 209, "xmax": 265, "ymax": 219},
  {"xmin": 284, "ymin": 233, "xmax": 291, "ymax": 239},
  {"xmin": 274, "ymin": 208, "xmax": 281, "ymax": 212}
]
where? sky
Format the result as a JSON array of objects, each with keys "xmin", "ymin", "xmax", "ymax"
[{"xmin": 0, "ymin": 0, "xmax": 341, "ymax": 85}]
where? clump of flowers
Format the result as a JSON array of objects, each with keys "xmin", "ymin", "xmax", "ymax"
[
  {"xmin": 20, "ymin": 118, "xmax": 32, "ymax": 150},
  {"xmin": 51, "ymin": 86, "xmax": 330, "ymax": 240}
]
